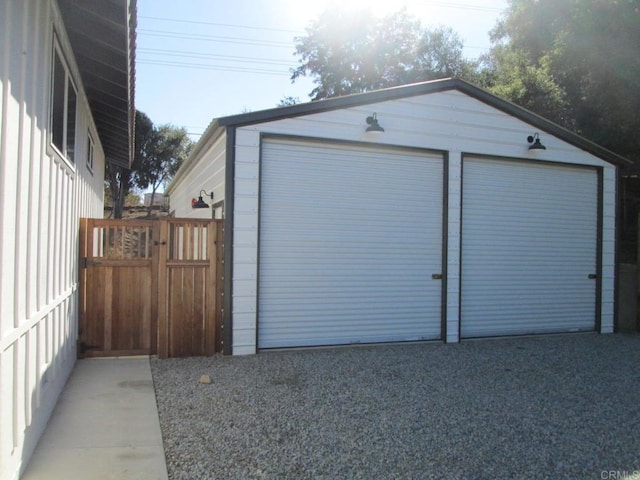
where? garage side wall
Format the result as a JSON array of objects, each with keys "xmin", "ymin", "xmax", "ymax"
[
  {"xmin": 0, "ymin": 1, "xmax": 107, "ymax": 478},
  {"xmin": 230, "ymin": 90, "xmax": 616, "ymax": 355},
  {"xmin": 167, "ymin": 131, "xmax": 226, "ymax": 219}
]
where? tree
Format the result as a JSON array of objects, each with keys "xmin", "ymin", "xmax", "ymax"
[
  {"xmin": 291, "ymin": 8, "xmax": 475, "ymax": 100},
  {"xmin": 482, "ymin": 0, "xmax": 640, "ymax": 258},
  {"xmin": 133, "ymin": 123, "xmax": 193, "ymax": 217},
  {"xmin": 476, "ymin": 45, "xmax": 574, "ymax": 129},
  {"xmin": 105, "ymin": 111, "xmax": 153, "ymax": 218},
  {"xmin": 125, "ymin": 192, "xmax": 142, "ymax": 207},
  {"xmin": 484, "ymin": 0, "xmax": 640, "ymax": 161},
  {"xmin": 105, "ymin": 111, "xmax": 192, "ymax": 218},
  {"xmin": 278, "ymin": 96, "xmax": 301, "ymax": 107}
]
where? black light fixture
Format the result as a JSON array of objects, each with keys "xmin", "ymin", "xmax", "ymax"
[
  {"xmin": 365, "ymin": 113, "xmax": 384, "ymax": 133},
  {"xmin": 192, "ymin": 190, "xmax": 213, "ymax": 209},
  {"xmin": 527, "ymin": 132, "xmax": 546, "ymax": 150}
]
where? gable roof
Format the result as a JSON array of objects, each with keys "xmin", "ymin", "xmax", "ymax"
[
  {"xmin": 178, "ymin": 78, "xmax": 631, "ymax": 187},
  {"xmin": 58, "ymin": 0, "xmax": 136, "ymax": 168},
  {"xmin": 231, "ymin": 78, "xmax": 632, "ymax": 167}
]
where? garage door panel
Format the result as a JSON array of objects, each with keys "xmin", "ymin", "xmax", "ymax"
[
  {"xmin": 259, "ymin": 139, "xmax": 444, "ymax": 348},
  {"xmin": 461, "ymin": 158, "xmax": 598, "ymax": 338}
]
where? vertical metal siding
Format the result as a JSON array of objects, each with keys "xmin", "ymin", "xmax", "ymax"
[
  {"xmin": 258, "ymin": 138, "xmax": 444, "ymax": 348},
  {"xmin": 0, "ymin": 1, "xmax": 108, "ymax": 478},
  {"xmin": 461, "ymin": 157, "xmax": 598, "ymax": 337}
]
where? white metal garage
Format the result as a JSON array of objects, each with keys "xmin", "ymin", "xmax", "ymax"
[
  {"xmin": 461, "ymin": 157, "xmax": 599, "ymax": 337},
  {"xmin": 166, "ymin": 78, "xmax": 628, "ymax": 355},
  {"xmin": 258, "ymin": 138, "xmax": 444, "ymax": 348}
]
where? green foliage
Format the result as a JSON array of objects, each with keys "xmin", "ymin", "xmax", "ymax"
[
  {"xmin": 124, "ymin": 192, "xmax": 142, "ymax": 207},
  {"xmin": 288, "ymin": 2, "xmax": 640, "ymax": 252},
  {"xmin": 478, "ymin": 46, "xmax": 573, "ymax": 128},
  {"xmin": 291, "ymin": 8, "xmax": 475, "ymax": 100},
  {"xmin": 485, "ymin": 0, "xmax": 640, "ymax": 160},
  {"xmin": 278, "ymin": 96, "xmax": 301, "ymax": 107},
  {"xmin": 133, "ymin": 118, "xmax": 193, "ymax": 216},
  {"xmin": 105, "ymin": 110, "xmax": 192, "ymax": 218},
  {"xmin": 292, "ymin": 2, "xmax": 639, "ymax": 162},
  {"xmin": 133, "ymin": 124, "xmax": 192, "ymax": 193}
]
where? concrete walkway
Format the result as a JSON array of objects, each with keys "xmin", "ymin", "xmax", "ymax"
[{"xmin": 22, "ymin": 357, "xmax": 168, "ymax": 480}]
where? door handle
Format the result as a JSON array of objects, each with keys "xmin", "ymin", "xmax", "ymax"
[
  {"xmin": 432, "ymin": 274, "xmax": 443, "ymax": 280},
  {"xmin": 588, "ymin": 274, "xmax": 597, "ymax": 279}
]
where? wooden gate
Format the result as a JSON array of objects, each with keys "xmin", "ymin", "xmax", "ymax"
[{"xmin": 78, "ymin": 218, "xmax": 223, "ymax": 358}]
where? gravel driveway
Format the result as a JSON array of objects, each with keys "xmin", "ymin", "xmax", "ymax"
[{"xmin": 151, "ymin": 334, "xmax": 640, "ymax": 479}]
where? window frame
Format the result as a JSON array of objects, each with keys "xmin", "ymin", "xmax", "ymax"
[
  {"xmin": 86, "ymin": 131, "xmax": 95, "ymax": 173},
  {"xmin": 50, "ymin": 35, "xmax": 77, "ymax": 166}
]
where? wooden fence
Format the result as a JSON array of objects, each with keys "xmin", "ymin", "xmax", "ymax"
[{"xmin": 78, "ymin": 218, "xmax": 223, "ymax": 358}]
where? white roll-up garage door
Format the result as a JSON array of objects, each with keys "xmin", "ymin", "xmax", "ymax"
[
  {"xmin": 258, "ymin": 138, "xmax": 444, "ymax": 349},
  {"xmin": 461, "ymin": 157, "xmax": 598, "ymax": 337}
]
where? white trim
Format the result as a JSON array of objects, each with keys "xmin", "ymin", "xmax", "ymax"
[
  {"xmin": 86, "ymin": 130, "xmax": 94, "ymax": 174},
  {"xmin": 48, "ymin": 34, "xmax": 77, "ymax": 169}
]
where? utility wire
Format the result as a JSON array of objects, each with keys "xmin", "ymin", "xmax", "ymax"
[
  {"xmin": 139, "ymin": 15, "xmax": 303, "ymax": 35},
  {"xmin": 139, "ymin": 1, "xmax": 503, "ymax": 30},
  {"xmin": 138, "ymin": 29, "xmax": 294, "ymax": 48},
  {"xmin": 137, "ymin": 44, "xmax": 489, "ymax": 75},
  {"xmin": 138, "ymin": 40, "xmax": 491, "ymax": 73},
  {"xmin": 137, "ymin": 59, "xmax": 291, "ymax": 76},
  {"xmin": 138, "ymin": 47, "xmax": 297, "ymax": 66}
]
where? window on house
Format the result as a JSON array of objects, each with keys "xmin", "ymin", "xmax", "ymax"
[
  {"xmin": 51, "ymin": 40, "xmax": 76, "ymax": 163},
  {"xmin": 87, "ymin": 133, "xmax": 95, "ymax": 172}
]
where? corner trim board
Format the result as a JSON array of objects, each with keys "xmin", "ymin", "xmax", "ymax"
[{"xmin": 222, "ymin": 126, "xmax": 235, "ymax": 355}]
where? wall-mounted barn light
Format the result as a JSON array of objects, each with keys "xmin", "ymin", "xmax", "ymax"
[
  {"xmin": 192, "ymin": 190, "xmax": 213, "ymax": 209},
  {"xmin": 365, "ymin": 113, "xmax": 385, "ymax": 133},
  {"xmin": 527, "ymin": 133, "xmax": 546, "ymax": 150}
]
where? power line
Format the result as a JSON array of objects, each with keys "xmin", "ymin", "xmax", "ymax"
[
  {"xmin": 137, "ymin": 59, "xmax": 291, "ymax": 76},
  {"xmin": 138, "ymin": 32, "xmax": 491, "ymax": 52},
  {"xmin": 138, "ymin": 29, "xmax": 295, "ymax": 48},
  {"xmin": 139, "ymin": 15, "xmax": 303, "ymax": 35},
  {"xmin": 138, "ymin": 47, "xmax": 297, "ymax": 67},
  {"xmin": 139, "ymin": 1, "xmax": 504, "ymax": 31}
]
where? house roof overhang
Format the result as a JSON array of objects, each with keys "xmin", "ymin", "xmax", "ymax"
[{"xmin": 57, "ymin": 0, "xmax": 136, "ymax": 168}]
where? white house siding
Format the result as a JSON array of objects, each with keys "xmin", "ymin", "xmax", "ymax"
[
  {"xmin": 231, "ymin": 90, "xmax": 616, "ymax": 355},
  {"xmin": 0, "ymin": 1, "xmax": 106, "ymax": 478},
  {"xmin": 167, "ymin": 130, "xmax": 226, "ymax": 219}
]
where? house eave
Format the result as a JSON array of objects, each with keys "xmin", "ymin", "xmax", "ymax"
[{"xmin": 57, "ymin": 0, "xmax": 136, "ymax": 168}]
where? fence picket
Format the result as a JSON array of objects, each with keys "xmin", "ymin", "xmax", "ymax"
[{"xmin": 78, "ymin": 218, "xmax": 223, "ymax": 358}]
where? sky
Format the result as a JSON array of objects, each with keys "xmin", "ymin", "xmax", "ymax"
[{"xmin": 135, "ymin": 0, "xmax": 509, "ymax": 141}]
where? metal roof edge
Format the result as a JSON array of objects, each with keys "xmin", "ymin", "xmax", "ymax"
[
  {"xmin": 189, "ymin": 77, "xmax": 630, "ymax": 171},
  {"xmin": 452, "ymin": 78, "xmax": 632, "ymax": 168},
  {"xmin": 216, "ymin": 78, "xmax": 459, "ymax": 127}
]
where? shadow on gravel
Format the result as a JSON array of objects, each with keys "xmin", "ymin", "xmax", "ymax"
[{"xmin": 151, "ymin": 333, "xmax": 640, "ymax": 480}]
